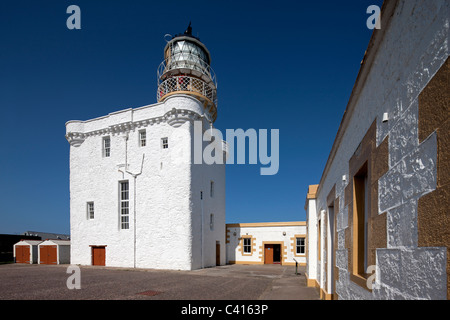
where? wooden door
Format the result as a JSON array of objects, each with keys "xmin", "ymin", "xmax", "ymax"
[
  {"xmin": 48, "ymin": 246, "xmax": 57, "ymax": 264},
  {"xmin": 40, "ymin": 246, "xmax": 57, "ymax": 265},
  {"xmin": 216, "ymin": 243, "xmax": 220, "ymax": 266},
  {"xmin": 40, "ymin": 246, "xmax": 48, "ymax": 264},
  {"xmin": 92, "ymin": 247, "xmax": 106, "ymax": 266},
  {"xmin": 264, "ymin": 245, "xmax": 274, "ymax": 264},
  {"xmin": 16, "ymin": 246, "xmax": 30, "ymax": 263}
]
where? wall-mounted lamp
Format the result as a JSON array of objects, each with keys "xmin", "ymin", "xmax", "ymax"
[
  {"xmin": 283, "ymin": 232, "xmax": 286, "ymax": 236},
  {"xmin": 382, "ymin": 112, "xmax": 389, "ymax": 123}
]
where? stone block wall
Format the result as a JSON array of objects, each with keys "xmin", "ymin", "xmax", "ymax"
[{"xmin": 310, "ymin": 0, "xmax": 449, "ymax": 300}]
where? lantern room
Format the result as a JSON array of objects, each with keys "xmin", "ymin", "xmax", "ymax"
[{"xmin": 157, "ymin": 24, "xmax": 218, "ymax": 122}]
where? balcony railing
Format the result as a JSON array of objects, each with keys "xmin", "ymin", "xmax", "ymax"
[
  {"xmin": 157, "ymin": 59, "xmax": 217, "ymax": 89},
  {"xmin": 157, "ymin": 75, "xmax": 218, "ymax": 108}
]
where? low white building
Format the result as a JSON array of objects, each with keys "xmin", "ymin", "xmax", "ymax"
[
  {"xmin": 66, "ymin": 27, "xmax": 226, "ymax": 270},
  {"xmin": 14, "ymin": 240, "xmax": 42, "ymax": 264},
  {"xmin": 226, "ymin": 222, "xmax": 307, "ymax": 266},
  {"xmin": 38, "ymin": 240, "xmax": 71, "ymax": 265}
]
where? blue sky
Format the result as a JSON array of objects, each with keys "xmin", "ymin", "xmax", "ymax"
[{"xmin": 0, "ymin": 0, "xmax": 383, "ymax": 234}]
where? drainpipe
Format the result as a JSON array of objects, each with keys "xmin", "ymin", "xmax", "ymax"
[
  {"xmin": 118, "ymin": 132, "xmax": 145, "ymax": 269},
  {"xmin": 127, "ymin": 154, "xmax": 145, "ymax": 269},
  {"xmin": 201, "ymin": 190, "xmax": 204, "ymax": 269}
]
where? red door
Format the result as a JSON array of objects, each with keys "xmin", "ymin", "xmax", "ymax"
[
  {"xmin": 15, "ymin": 246, "xmax": 30, "ymax": 264},
  {"xmin": 40, "ymin": 246, "xmax": 57, "ymax": 264},
  {"xmin": 264, "ymin": 245, "xmax": 274, "ymax": 264},
  {"xmin": 92, "ymin": 247, "xmax": 106, "ymax": 266}
]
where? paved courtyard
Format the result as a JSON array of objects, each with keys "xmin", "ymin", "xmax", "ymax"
[{"xmin": 0, "ymin": 263, "xmax": 319, "ymax": 300}]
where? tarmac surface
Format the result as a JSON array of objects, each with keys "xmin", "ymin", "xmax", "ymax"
[{"xmin": 0, "ymin": 263, "xmax": 319, "ymax": 300}]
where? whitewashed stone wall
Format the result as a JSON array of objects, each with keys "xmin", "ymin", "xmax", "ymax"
[
  {"xmin": 66, "ymin": 95, "xmax": 225, "ymax": 270},
  {"xmin": 313, "ymin": 0, "xmax": 449, "ymax": 299},
  {"xmin": 305, "ymin": 198, "xmax": 318, "ymax": 283}
]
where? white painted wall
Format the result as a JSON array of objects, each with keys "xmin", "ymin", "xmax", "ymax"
[
  {"xmin": 305, "ymin": 198, "xmax": 317, "ymax": 282},
  {"xmin": 312, "ymin": 0, "xmax": 449, "ymax": 300},
  {"xmin": 66, "ymin": 95, "xmax": 226, "ymax": 270}
]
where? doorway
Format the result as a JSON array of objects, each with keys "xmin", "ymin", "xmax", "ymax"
[
  {"xmin": 39, "ymin": 245, "xmax": 57, "ymax": 265},
  {"xmin": 216, "ymin": 242, "xmax": 220, "ymax": 266},
  {"xmin": 92, "ymin": 246, "xmax": 106, "ymax": 266},
  {"xmin": 264, "ymin": 244, "xmax": 281, "ymax": 265},
  {"xmin": 15, "ymin": 246, "xmax": 30, "ymax": 264}
]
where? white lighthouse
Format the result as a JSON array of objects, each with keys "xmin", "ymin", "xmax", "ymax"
[
  {"xmin": 157, "ymin": 23, "xmax": 218, "ymax": 123},
  {"xmin": 66, "ymin": 25, "xmax": 226, "ymax": 270}
]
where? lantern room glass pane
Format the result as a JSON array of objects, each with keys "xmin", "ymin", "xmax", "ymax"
[{"xmin": 169, "ymin": 40, "xmax": 209, "ymax": 73}]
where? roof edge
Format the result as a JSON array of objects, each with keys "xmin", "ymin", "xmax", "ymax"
[
  {"xmin": 316, "ymin": 0, "xmax": 399, "ymax": 197},
  {"xmin": 226, "ymin": 221, "xmax": 306, "ymax": 228}
]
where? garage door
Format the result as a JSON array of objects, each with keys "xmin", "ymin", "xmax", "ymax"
[
  {"xmin": 40, "ymin": 246, "xmax": 57, "ymax": 265},
  {"xmin": 15, "ymin": 246, "xmax": 30, "ymax": 264},
  {"xmin": 92, "ymin": 246, "xmax": 105, "ymax": 266}
]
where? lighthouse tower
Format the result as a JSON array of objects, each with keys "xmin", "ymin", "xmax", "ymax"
[
  {"xmin": 65, "ymin": 25, "xmax": 225, "ymax": 271},
  {"xmin": 157, "ymin": 23, "xmax": 218, "ymax": 122}
]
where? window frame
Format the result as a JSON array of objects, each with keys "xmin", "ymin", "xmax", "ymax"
[
  {"xmin": 210, "ymin": 213, "xmax": 214, "ymax": 231},
  {"xmin": 87, "ymin": 202, "xmax": 95, "ymax": 220},
  {"xmin": 242, "ymin": 237, "xmax": 252, "ymax": 255},
  {"xmin": 139, "ymin": 130, "xmax": 146, "ymax": 147},
  {"xmin": 353, "ymin": 162, "xmax": 369, "ymax": 278},
  {"xmin": 318, "ymin": 219, "xmax": 321, "ymax": 262},
  {"xmin": 296, "ymin": 237, "xmax": 306, "ymax": 255},
  {"xmin": 210, "ymin": 181, "xmax": 214, "ymax": 198},
  {"xmin": 103, "ymin": 136, "xmax": 111, "ymax": 158},
  {"xmin": 119, "ymin": 181, "xmax": 130, "ymax": 230},
  {"xmin": 161, "ymin": 137, "xmax": 169, "ymax": 149}
]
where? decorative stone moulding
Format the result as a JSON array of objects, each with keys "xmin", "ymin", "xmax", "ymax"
[
  {"xmin": 66, "ymin": 108, "xmax": 205, "ymax": 144},
  {"xmin": 166, "ymin": 108, "xmax": 200, "ymax": 128},
  {"xmin": 66, "ymin": 132, "xmax": 85, "ymax": 147}
]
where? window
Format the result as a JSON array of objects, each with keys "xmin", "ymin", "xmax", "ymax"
[
  {"xmin": 353, "ymin": 162, "xmax": 368, "ymax": 277},
  {"xmin": 210, "ymin": 214, "xmax": 214, "ymax": 230},
  {"xmin": 243, "ymin": 238, "xmax": 252, "ymax": 254},
  {"xmin": 296, "ymin": 237, "xmax": 305, "ymax": 255},
  {"xmin": 161, "ymin": 137, "xmax": 168, "ymax": 149},
  {"xmin": 103, "ymin": 137, "xmax": 111, "ymax": 157},
  {"xmin": 87, "ymin": 202, "xmax": 94, "ymax": 220},
  {"xmin": 139, "ymin": 130, "xmax": 146, "ymax": 147},
  {"xmin": 210, "ymin": 181, "xmax": 214, "ymax": 198},
  {"xmin": 318, "ymin": 219, "xmax": 321, "ymax": 261},
  {"xmin": 120, "ymin": 181, "xmax": 129, "ymax": 230}
]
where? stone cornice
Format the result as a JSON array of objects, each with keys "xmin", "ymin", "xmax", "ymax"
[{"xmin": 66, "ymin": 108, "xmax": 202, "ymax": 147}]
